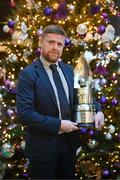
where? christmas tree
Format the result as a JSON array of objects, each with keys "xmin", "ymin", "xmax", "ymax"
[{"xmin": 0, "ymin": 0, "xmax": 120, "ymax": 179}]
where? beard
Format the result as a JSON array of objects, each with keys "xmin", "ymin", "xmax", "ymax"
[{"xmin": 42, "ymin": 51, "xmax": 60, "ymax": 63}]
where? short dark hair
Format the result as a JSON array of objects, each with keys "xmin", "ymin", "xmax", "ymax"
[{"xmin": 41, "ymin": 24, "xmax": 66, "ymax": 38}]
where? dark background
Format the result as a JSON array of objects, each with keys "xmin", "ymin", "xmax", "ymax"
[{"xmin": 0, "ymin": 0, "xmax": 120, "ymax": 41}]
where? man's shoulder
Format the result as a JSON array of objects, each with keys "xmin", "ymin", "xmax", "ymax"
[
  {"xmin": 22, "ymin": 59, "xmax": 38, "ymax": 73},
  {"xmin": 19, "ymin": 59, "xmax": 39, "ymax": 81}
]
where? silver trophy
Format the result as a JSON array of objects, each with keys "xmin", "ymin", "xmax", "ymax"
[{"xmin": 73, "ymin": 54, "xmax": 96, "ymax": 126}]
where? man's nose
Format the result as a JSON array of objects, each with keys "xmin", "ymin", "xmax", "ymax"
[{"xmin": 53, "ymin": 43, "xmax": 58, "ymax": 49}]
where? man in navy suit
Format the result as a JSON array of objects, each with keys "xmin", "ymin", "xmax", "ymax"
[{"xmin": 16, "ymin": 25, "xmax": 104, "ymax": 179}]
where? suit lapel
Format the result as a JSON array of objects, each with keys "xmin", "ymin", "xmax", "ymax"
[{"xmin": 34, "ymin": 59, "xmax": 58, "ymax": 108}]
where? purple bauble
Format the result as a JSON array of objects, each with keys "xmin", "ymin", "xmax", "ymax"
[
  {"xmin": 5, "ymin": 79, "xmax": 11, "ymax": 88},
  {"xmin": 10, "ymin": 88, "xmax": 16, "ymax": 94},
  {"xmin": 97, "ymin": 25, "xmax": 106, "ymax": 35},
  {"xmin": 88, "ymin": 129, "xmax": 95, "ymax": 136},
  {"xmin": 64, "ymin": 37, "xmax": 71, "ymax": 46},
  {"xmin": 8, "ymin": 20, "xmax": 15, "ymax": 29},
  {"xmin": 43, "ymin": 7, "xmax": 53, "ymax": 16},
  {"xmin": 111, "ymin": 74, "xmax": 117, "ymax": 80},
  {"xmin": 100, "ymin": 96, "xmax": 107, "ymax": 103},
  {"xmin": 117, "ymin": 12, "xmax": 120, "ymax": 17},
  {"xmin": 7, "ymin": 109, "xmax": 14, "ymax": 117},
  {"xmin": 102, "ymin": 168, "xmax": 110, "ymax": 177},
  {"xmin": 102, "ymin": 12, "xmax": 108, "ymax": 19},
  {"xmin": 111, "ymin": 98, "xmax": 118, "ymax": 106},
  {"xmin": 90, "ymin": 5, "xmax": 100, "ymax": 14},
  {"xmin": 54, "ymin": 2, "xmax": 68, "ymax": 20},
  {"xmin": 35, "ymin": 48, "xmax": 41, "ymax": 57},
  {"xmin": 95, "ymin": 65, "xmax": 109, "ymax": 75},
  {"xmin": 80, "ymin": 127, "xmax": 87, "ymax": 134},
  {"xmin": 23, "ymin": 173, "xmax": 29, "ymax": 177}
]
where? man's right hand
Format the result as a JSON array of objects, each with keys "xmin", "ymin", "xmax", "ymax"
[{"xmin": 60, "ymin": 120, "xmax": 79, "ymax": 133}]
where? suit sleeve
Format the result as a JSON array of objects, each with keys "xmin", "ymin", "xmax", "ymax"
[{"xmin": 16, "ymin": 69, "xmax": 61, "ymax": 135}]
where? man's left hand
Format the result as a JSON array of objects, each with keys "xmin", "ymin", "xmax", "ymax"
[{"xmin": 94, "ymin": 111, "xmax": 105, "ymax": 129}]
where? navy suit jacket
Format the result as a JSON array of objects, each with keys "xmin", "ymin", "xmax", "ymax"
[{"xmin": 16, "ymin": 59, "xmax": 102, "ymax": 161}]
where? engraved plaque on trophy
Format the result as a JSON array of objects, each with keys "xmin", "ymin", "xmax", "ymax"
[{"xmin": 73, "ymin": 54, "xmax": 96, "ymax": 127}]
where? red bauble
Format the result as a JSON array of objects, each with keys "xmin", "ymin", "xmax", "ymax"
[
  {"xmin": 77, "ymin": 33, "xmax": 86, "ymax": 39},
  {"xmin": 9, "ymin": 29, "xmax": 14, "ymax": 35},
  {"xmin": 9, "ymin": 0, "xmax": 16, "ymax": 8}
]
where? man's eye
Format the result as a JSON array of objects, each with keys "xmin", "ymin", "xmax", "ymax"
[
  {"xmin": 48, "ymin": 41, "xmax": 54, "ymax": 44},
  {"xmin": 58, "ymin": 43, "xmax": 63, "ymax": 46}
]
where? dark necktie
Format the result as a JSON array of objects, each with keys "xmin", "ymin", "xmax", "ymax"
[{"xmin": 50, "ymin": 64, "xmax": 70, "ymax": 119}]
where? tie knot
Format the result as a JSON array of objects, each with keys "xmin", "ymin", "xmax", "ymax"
[{"xmin": 49, "ymin": 64, "xmax": 57, "ymax": 72}]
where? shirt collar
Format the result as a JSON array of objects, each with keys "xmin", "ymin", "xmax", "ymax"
[{"xmin": 40, "ymin": 56, "xmax": 59, "ymax": 69}]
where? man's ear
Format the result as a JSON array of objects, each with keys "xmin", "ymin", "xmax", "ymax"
[{"xmin": 39, "ymin": 37, "xmax": 42, "ymax": 47}]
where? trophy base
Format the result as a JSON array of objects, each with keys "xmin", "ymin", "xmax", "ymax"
[{"xmin": 76, "ymin": 123, "xmax": 95, "ymax": 127}]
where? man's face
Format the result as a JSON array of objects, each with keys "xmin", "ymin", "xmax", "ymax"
[{"xmin": 40, "ymin": 33, "xmax": 65, "ymax": 63}]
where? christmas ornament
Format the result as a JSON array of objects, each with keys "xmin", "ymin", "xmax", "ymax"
[
  {"xmin": 106, "ymin": 0, "xmax": 114, "ymax": 6},
  {"xmin": 95, "ymin": 65, "xmax": 109, "ymax": 75},
  {"xmin": 8, "ymin": 54, "xmax": 18, "ymax": 62},
  {"xmin": 100, "ymin": 78, "xmax": 107, "ymax": 86},
  {"xmin": 111, "ymin": 74, "xmax": 117, "ymax": 80},
  {"xmin": 1, "ymin": 143, "xmax": 14, "ymax": 158},
  {"xmin": 12, "ymin": 31, "xmax": 20, "ymax": 41},
  {"xmin": 117, "ymin": 12, "xmax": 120, "ymax": 17},
  {"xmin": 88, "ymin": 129, "xmax": 95, "ymax": 136},
  {"xmin": 102, "ymin": 12, "xmax": 108, "ymax": 19},
  {"xmin": 100, "ymin": 96, "xmax": 107, "ymax": 104},
  {"xmin": 7, "ymin": 109, "xmax": 14, "ymax": 118},
  {"xmin": 102, "ymin": 24, "xmax": 115, "ymax": 42},
  {"xmin": 97, "ymin": 25, "xmax": 106, "ymax": 35},
  {"xmin": 111, "ymin": 98, "xmax": 118, "ymax": 106},
  {"xmin": 94, "ymin": 33, "xmax": 101, "ymax": 40},
  {"xmin": 68, "ymin": 4, "xmax": 75, "ymax": 13},
  {"xmin": 76, "ymin": 24, "xmax": 87, "ymax": 35},
  {"xmin": 8, "ymin": 29, "xmax": 14, "ymax": 35},
  {"xmin": 105, "ymin": 132, "xmax": 112, "ymax": 140},
  {"xmin": 21, "ymin": 141, "xmax": 25, "ymax": 150},
  {"xmin": 80, "ymin": 127, "xmax": 87, "ymax": 134},
  {"xmin": 21, "ymin": 22, "xmax": 28, "ymax": 33},
  {"xmin": 64, "ymin": 37, "xmax": 71, "ymax": 46},
  {"xmin": 93, "ymin": 78, "xmax": 101, "ymax": 91},
  {"xmin": 19, "ymin": 33, "xmax": 28, "ymax": 41},
  {"xmin": 43, "ymin": 7, "xmax": 53, "ymax": 16},
  {"xmin": 102, "ymin": 168, "xmax": 110, "ymax": 177},
  {"xmin": 8, "ymin": 20, "xmax": 15, "ymax": 29},
  {"xmin": 3, "ymin": 25, "xmax": 10, "ymax": 33},
  {"xmin": 37, "ymin": 28, "xmax": 43, "ymax": 36},
  {"xmin": 84, "ymin": 51, "xmax": 94, "ymax": 63},
  {"xmin": 90, "ymin": 5, "xmax": 100, "ymax": 14},
  {"xmin": 23, "ymin": 172, "xmax": 29, "ymax": 177},
  {"xmin": 9, "ymin": 0, "xmax": 16, "ymax": 8},
  {"xmin": 108, "ymin": 124, "xmax": 115, "ymax": 134},
  {"xmin": 84, "ymin": 32, "xmax": 93, "ymax": 42},
  {"xmin": 87, "ymin": 139, "xmax": 98, "ymax": 149},
  {"xmin": 35, "ymin": 48, "xmax": 41, "ymax": 57},
  {"xmin": 54, "ymin": 2, "xmax": 68, "ymax": 20},
  {"xmin": 5, "ymin": 79, "xmax": 13, "ymax": 88},
  {"xmin": 5, "ymin": 79, "xmax": 16, "ymax": 94}
]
